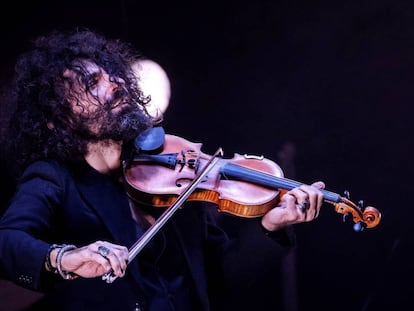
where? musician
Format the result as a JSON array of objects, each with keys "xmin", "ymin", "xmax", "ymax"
[{"xmin": 0, "ymin": 29, "xmax": 324, "ymax": 311}]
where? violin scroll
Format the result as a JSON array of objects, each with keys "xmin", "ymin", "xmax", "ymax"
[{"xmin": 329, "ymin": 194, "xmax": 381, "ymax": 231}]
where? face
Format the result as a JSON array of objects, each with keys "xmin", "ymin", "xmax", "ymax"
[{"xmin": 63, "ymin": 60, "xmax": 149, "ymax": 142}]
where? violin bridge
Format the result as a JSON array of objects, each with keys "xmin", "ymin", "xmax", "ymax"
[{"xmin": 177, "ymin": 149, "xmax": 201, "ymax": 173}]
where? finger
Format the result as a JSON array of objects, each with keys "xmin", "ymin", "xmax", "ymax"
[
  {"xmin": 91, "ymin": 252, "xmax": 113, "ymax": 273},
  {"xmin": 97, "ymin": 245, "xmax": 110, "ymax": 257},
  {"xmin": 314, "ymin": 187, "xmax": 324, "ymax": 219},
  {"xmin": 311, "ymin": 181, "xmax": 325, "ymax": 190},
  {"xmin": 297, "ymin": 200, "xmax": 309, "ymax": 213},
  {"xmin": 95, "ymin": 242, "xmax": 129, "ymax": 261},
  {"xmin": 296, "ymin": 187, "xmax": 312, "ymax": 208},
  {"xmin": 96, "ymin": 243, "xmax": 128, "ymax": 277},
  {"xmin": 299, "ymin": 185, "xmax": 323, "ymax": 218},
  {"xmin": 285, "ymin": 188, "xmax": 309, "ymax": 214},
  {"xmin": 302, "ymin": 183, "xmax": 324, "ymax": 219},
  {"xmin": 104, "ymin": 243, "xmax": 129, "ymax": 271},
  {"xmin": 289, "ymin": 188, "xmax": 309, "ymax": 205}
]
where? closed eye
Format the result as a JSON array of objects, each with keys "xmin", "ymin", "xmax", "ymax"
[{"xmin": 85, "ymin": 72, "xmax": 100, "ymax": 90}]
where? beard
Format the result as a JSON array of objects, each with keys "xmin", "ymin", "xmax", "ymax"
[
  {"xmin": 73, "ymin": 102, "xmax": 152, "ymax": 144},
  {"xmin": 104, "ymin": 106, "xmax": 151, "ymax": 142}
]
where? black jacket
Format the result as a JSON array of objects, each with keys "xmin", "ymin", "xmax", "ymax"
[{"xmin": 0, "ymin": 160, "xmax": 294, "ymax": 311}]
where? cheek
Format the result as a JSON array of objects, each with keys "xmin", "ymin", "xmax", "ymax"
[
  {"xmin": 93, "ymin": 83, "xmax": 112, "ymax": 104},
  {"xmin": 90, "ymin": 87, "xmax": 100, "ymax": 99},
  {"xmin": 72, "ymin": 95, "xmax": 101, "ymax": 114}
]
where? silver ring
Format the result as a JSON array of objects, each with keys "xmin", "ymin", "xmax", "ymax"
[
  {"xmin": 298, "ymin": 199, "xmax": 310, "ymax": 212},
  {"xmin": 98, "ymin": 245, "xmax": 110, "ymax": 257}
]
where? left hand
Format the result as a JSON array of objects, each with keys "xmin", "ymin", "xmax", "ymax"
[{"xmin": 261, "ymin": 181, "xmax": 325, "ymax": 232}]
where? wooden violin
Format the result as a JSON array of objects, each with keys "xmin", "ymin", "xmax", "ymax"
[
  {"xmin": 123, "ymin": 127, "xmax": 381, "ymax": 231},
  {"xmin": 103, "ymin": 126, "xmax": 382, "ymax": 283}
]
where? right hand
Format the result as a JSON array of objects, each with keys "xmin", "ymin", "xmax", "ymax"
[{"xmin": 52, "ymin": 241, "xmax": 129, "ymax": 278}]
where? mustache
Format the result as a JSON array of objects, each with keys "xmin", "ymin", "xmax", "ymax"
[
  {"xmin": 103, "ymin": 87, "xmax": 131, "ymax": 110},
  {"xmin": 110, "ymin": 109, "xmax": 151, "ymax": 142}
]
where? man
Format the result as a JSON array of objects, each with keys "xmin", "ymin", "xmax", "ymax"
[{"xmin": 0, "ymin": 29, "xmax": 324, "ymax": 311}]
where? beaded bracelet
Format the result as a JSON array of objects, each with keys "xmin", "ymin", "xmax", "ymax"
[
  {"xmin": 56, "ymin": 244, "xmax": 78, "ymax": 280},
  {"xmin": 45, "ymin": 244, "xmax": 61, "ymax": 274}
]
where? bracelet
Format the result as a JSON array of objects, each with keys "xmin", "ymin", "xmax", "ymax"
[
  {"xmin": 56, "ymin": 244, "xmax": 78, "ymax": 280},
  {"xmin": 45, "ymin": 244, "xmax": 61, "ymax": 274}
]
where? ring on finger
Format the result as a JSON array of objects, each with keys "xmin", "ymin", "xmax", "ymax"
[
  {"xmin": 297, "ymin": 199, "xmax": 310, "ymax": 212},
  {"xmin": 98, "ymin": 245, "xmax": 110, "ymax": 257}
]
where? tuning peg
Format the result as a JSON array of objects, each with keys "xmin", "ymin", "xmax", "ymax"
[
  {"xmin": 342, "ymin": 213, "xmax": 366, "ymax": 232},
  {"xmin": 342, "ymin": 212, "xmax": 352, "ymax": 223},
  {"xmin": 343, "ymin": 190, "xmax": 351, "ymax": 199},
  {"xmin": 353, "ymin": 222, "xmax": 365, "ymax": 232}
]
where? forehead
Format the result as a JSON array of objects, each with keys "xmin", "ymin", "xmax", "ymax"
[{"xmin": 63, "ymin": 60, "xmax": 101, "ymax": 79}]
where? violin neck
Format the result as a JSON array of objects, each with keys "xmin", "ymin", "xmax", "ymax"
[{"xmin": 220, "ymin": 162, "xmax": 341, "ymax": 203}]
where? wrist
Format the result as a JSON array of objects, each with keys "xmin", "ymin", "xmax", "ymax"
[
  {"xmin": 56, "ymin": 244, "xmax": 78, "ymax": 280},
  {"xmin": 259, "ymin": 218, "xmax": 296, "ymax": 246},
  {"xmin": 45, "ymin": 244, "xmax": 78, "ymax": 280},
  {"xmin": 45, "ymin": 244, "xmax": 60, "ymax": 274},
  {"xmin": 260, "ymin": 216, "xmax": 279, "ymax": 233},
  {"xmin": 260, "ymin": 218, "xmax": 276, "ymax": 235}
]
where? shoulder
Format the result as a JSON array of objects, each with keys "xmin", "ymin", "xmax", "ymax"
[
  {"xmin": 18, "ymin": 160, "xmax": 73, "ymax": 191},
  {"xmin": 22, "ymin": 160, "xmax": 70, "ymax": 178}
]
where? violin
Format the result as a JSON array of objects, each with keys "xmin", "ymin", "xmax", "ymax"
[
  {"xmin": 123, "ymin": 127, "xmax": 381, "ymax": 231},
  {"xmin": 103, "ymin": 127, "xmax": 382, "ymax": 283}
]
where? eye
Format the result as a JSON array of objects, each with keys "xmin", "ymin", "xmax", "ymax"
[{"xmin": 86, "ymin": 73, "xmax": 99, "ymax": 89}]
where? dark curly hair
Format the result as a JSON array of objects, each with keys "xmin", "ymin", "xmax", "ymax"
[{"xmin": 1, "ymin": 29, "xmax": 157, "ymax": 179}]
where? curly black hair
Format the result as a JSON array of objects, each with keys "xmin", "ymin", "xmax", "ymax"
[{"xmin": 0, "ymin": 29, "xmax": 156, "ymax": 179}]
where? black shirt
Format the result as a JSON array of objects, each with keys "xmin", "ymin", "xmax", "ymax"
[{"xmin": 134, "ymin": 216, "xmax": 197, "ymax": 311}]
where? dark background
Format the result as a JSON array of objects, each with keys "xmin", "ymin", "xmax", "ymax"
[{"xmin": 0, "ymin": 1, "xmax": 413, "ymax": 310}]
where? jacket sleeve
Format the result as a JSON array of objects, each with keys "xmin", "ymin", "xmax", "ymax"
[{"xmin": 0, "ymin": 161, "xmax": 65, "ymax": 291}]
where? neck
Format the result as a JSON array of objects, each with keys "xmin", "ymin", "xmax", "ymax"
[{"xmin": 84, "ymin": 140, "xmax": 123, "ymax": 174}]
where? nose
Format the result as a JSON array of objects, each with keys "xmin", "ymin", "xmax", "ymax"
[
  {"xmin": 103, "ymin": 74, "xmax": 127, "ymax": 103},
  {"xmin": 107, "ymin": 75, "xmax": 125, "ymax": 92},
  {"xmin": 103, "ymin": 74, "xmax": 129, "ymax": 108}
]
